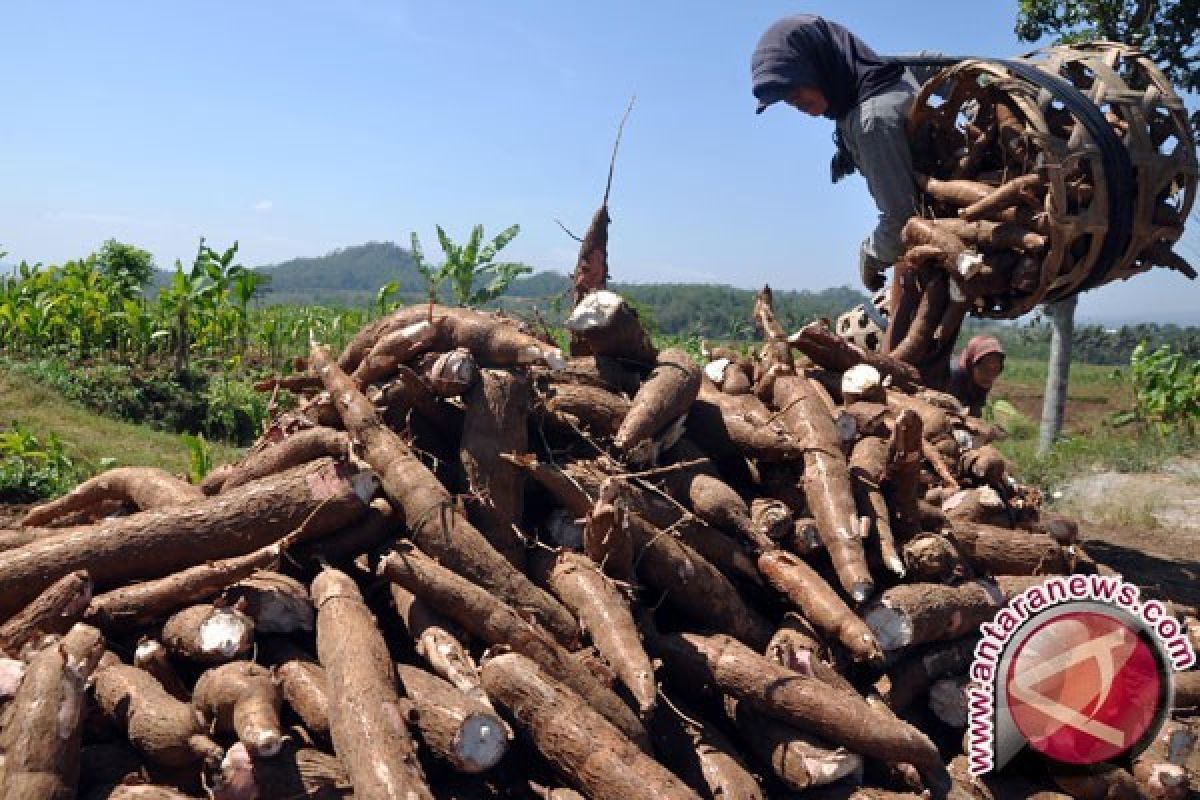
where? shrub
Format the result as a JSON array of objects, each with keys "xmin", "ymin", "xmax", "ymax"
[{"xmin": 0, "ymin": 422, "xmax": 85, "ymax": 502}]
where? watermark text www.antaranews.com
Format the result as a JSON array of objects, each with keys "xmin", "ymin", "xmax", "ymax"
[{"xmin": 966, "ymin": 573, "xmax": 1195, "ymax": 775}]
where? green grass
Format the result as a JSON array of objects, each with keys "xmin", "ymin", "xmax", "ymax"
[
  {"xmin": 0, "ymin": 367, "xmax": 242, "ymax": 478},
  {"xmin": 988, "ymin": 357, "xmax": 1195, "ymax": 498},
  {"xmin": 997, "ymin": 357, "xmax": 1127, "ymax": 388}
]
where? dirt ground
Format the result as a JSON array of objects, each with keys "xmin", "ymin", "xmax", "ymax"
[{"xmin": 1064, "ymin": 458, "xmax": 1200, "ymax": 607}]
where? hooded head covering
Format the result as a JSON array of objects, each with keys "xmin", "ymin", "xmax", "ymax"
[
  {"xmin": 958, "ymin": 335, "xmax": 1005, "ymax": 372},
  {"xmin": 751, "ymin": 15, "xmax": 904, "ymax": 120}
]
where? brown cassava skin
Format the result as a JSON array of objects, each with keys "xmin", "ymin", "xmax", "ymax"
[
  {"xmin": 221, "ymin": 570, "xmax": 314, "ymax": 634},
  {"xmin": 559, "ymin": 457, "xmax": 760, "ymax": 584},
  {"xmin": 626, "ymin": 512, "xmax": 772, "ymax": 649},
  {"xmin": 614, "ymin": 347, "xmax": 702, "ymax": 456},
  {"xmin": 212, "ymin": 428, "xmax": 353, "ymax": 494},
  {"xmin": 661, "ymin": 438, "xmax": 767, "ymax": 551},
  {"xmin": 583, "ymin": 480, "xmax": 634, "ymax": 585},
  {"xmin": 508, "ymin": 454, "xmax": 771, "ymax": 647},
  {"xmin": 686, "ymin": 380, "xmax": 805, "ymax": 461},
  {"xmin": 725, "ymin": 697, "xmax": 860, "ymax": 792},
  {"xmin": 0, "ymin": 458, "xmax": 368, "ymax": 619},
  {"xmin": 770, "ymin": 372, "xmax": 873, "ymax": 602},
  {"xmin": 161, "ymin": 604, "xmax": 255, "ymax": 664},
  {"xmin": 340, "ymin": 306, "xmax": 556, "ymax": 374},
  {"xmin": 930, "ymin": 218, "xmax": 1046, "ymax": 254},
  {"xmin": 757, "ymin": 550, "xmax": 883, "ymax": 664},
  {"xmin": 352, "ymin": 318, "xmax": 439, "ymax": 385},
  {"xmin": 395, "ymin": 664, "xmax": 510, "ymax": 774},
  {"xmin": 886, "ymin": 410, "xmax": 925, "ymax": 541},
  {"xmin": 902, "ymin": 218, "xmax": 967, "ymax": 260},
  {"xmin": 290, "ymin": 496, "xmax": 398, "ymax": 571},
  {"xmin": 193, "ymin": 662, "xmax": 284, "ymax": 758},
  {"xmin": 960, "ymin": 174, "xmax": 1044, "ymax": 221},
  {"xmin": 753, "ymin": 286, "xmax": 795, "ymax": 374},
  {"xmin": 387, "ymin": 584, "xmax": 488, "ymax": 709},
  {"xmin": 460, "ymin": 368, "xmax": 530, "ymax": 569},
  {"xmin": 375, "ymin": 365, "xmax": 465, "ymax": 442},
  {"xmin": 311, "ymin": 343, "xmax": 577, "ymax": 644},
  {"xmin": 916, "ymin": 174, "xmax": 993, "ymax": 208},
  {"xmin": 337, "ymin": 305, "xmax": 430, "ymax": 373},
  {"xmin": 432, "ymin": 307, "xmax": 561, "ymax": 367},
  {"xmin": 532, "ymin": 551, "xmax": 656, "ymax": 716},
  {"xmin": 567, "ymin": 294, "xmax": 659, "ymax": 366},
  {"xmin": 133, "ymin": 640, "xmax": 191, "ymax": 702},
  {"xmin": 901, "ymin": 534, "xmax": 966, "ymax": 583},
  {"xmin": 865, "ymin": 582, "xmax": 1003, "ymax": 653},
  {"xmin": 481, "ymin": 653, "xmax": 701, "ymax": 800},
  {"xmin": 890, "ymin": 270, "xmax": 948, "ymax": 365},
  {"xmin": 649, "ymin": 702, "xmax": 765, "ymax": 800},
  {"xmin": 573, "ymin": 207, "xmax": 611, "ymax": 304},
  {"xmin": 312, "ymin": 568, "xmax": 433, "ymax": 800},
  {"xmin": 884, "ymin": 262, "xmax": 922, "ymax": 357},
  {"xmin": 0, "ymin": 569, "xmax": 92, "ymax": 657},
  {"xmin": 22, "ymin": 467, "xmax": 202, "ymax": 528},
  {"xmin": 851, "ymin": 436, "xmax": 904, "ymax": 577},
  {"xmin": 716, "ymin": 361, "xmax": 753, "ymax": 394},
  {"xmin": 788, "ymin": 321, "xmax": 921, "ymax": 392},
  {"xmin": 93, "ymin": 663, "xmax": 224, "ymax": 768},
  {"xmin": 259, "ymin": 638, "xmax": 331, "ymax": 738},
  {"xmin": 544, "ymin": 382, "xmax": 631, "ymax": 436},
  {"xmin": 0, "ymin": 624, "xmax": 104, "ymax": 800},
  {"xmin": 538, "ymin": 355, "xmax": 643, "ymax": 397},
  {"xmin": 377, "ymin": 547, "xmax": 650, "ymax": 749},
  {"xmin": 649, "ymin": 631, "xmax": 949, "ymax": 792},
  {"xmin": 961, "ymin": 444, "xmax": 1009, "ymax": 488},
  {"xmin": 418, "ymin": 347, "xmax": 478, "ymax": 396},
  {"xmin": 878, "ymin": 637, "xmax": 979, "ymax": 713},
  {"xmin": 940, "ymin": 486, "xmax": 1010, "ymax": 527},
  {"xmin": 945, "ymin": 523, "xmax": 1069, "ymax": 575},
  {"xmin": 86, "ymin": 541, "xmax": 284, "ymax": 633},
  {"xmin": 766, "ymin": 611, "xmax": 830, "ymax": 669},
  {"xmin": 765, "ymin": 617, "xmax": 862, "ymax": 699}
]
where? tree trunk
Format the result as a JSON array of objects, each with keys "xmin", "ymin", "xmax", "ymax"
[{"xmin": 1038, "ymin": 296, "xmax": 1076, "ymax": 456}]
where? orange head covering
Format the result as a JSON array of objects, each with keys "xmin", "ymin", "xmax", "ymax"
[{"xmin": 958, "ymin": 335, "xmax": 1005, "ymax": 372}]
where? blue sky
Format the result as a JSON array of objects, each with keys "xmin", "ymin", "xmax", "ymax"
[{"xmin": 1, "ymin": 1, "xmax": 1196, "ymax": 324}]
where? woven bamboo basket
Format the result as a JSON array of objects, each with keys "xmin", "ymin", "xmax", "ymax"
[{"xmin": 906, "ymin": 42, "xmax": 1197, "ymax": 319}]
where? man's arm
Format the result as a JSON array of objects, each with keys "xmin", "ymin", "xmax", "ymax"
[{"xmin": 843, "ymin": 89, "xmax": 920, "ymax": 268}]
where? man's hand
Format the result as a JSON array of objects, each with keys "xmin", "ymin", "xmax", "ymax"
[{"xmin": 858, "ymin": 241, "xmax": 888, "ymax": 291}]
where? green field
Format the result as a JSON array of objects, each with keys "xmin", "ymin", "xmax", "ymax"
[{"xmin": 0, "ymin": 368, "xmax": 241, "ymax": 479}]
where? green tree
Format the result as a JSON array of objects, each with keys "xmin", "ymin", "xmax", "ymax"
[
  {"xmin": 95, "ymin": 238, "xmax": 156, "ymax": 292},
  {"xmin": 1016, "ymin": 0, "xmax": 1200, "ymax": 133},
  {"xmin": 411, "ymin": 224, "xmax": 530, "ymax": 308}
]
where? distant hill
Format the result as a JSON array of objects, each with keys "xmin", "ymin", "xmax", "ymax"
[{"xmin": 143, "ymin": 240, "xmax": 868, "ymax": 337}]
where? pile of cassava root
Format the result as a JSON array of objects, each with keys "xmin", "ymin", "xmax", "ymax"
[{"xmin": 3, "ymin": 289, "xmax": 1200, "ymax": 800}]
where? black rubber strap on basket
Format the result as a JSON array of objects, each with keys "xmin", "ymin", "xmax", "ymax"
[{"xmin": 891, "ymin": 54, "xmax": 1135, "ymax": 293}]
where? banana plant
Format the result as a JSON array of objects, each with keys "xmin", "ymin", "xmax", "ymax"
[{"xmin": 411, "ymin": 223, "xmax": 529, "ymax": 310}]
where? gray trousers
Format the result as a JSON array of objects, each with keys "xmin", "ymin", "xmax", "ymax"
[{"xmin": 837, "ymin": 83, "xmax": 919, "ymax": 267}]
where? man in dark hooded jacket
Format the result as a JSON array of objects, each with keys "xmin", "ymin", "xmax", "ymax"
[{"xmin": 751, "ymin": 15, "xmax": 925, "ymax": 291}]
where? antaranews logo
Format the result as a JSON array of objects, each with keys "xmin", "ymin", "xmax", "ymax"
[{"xmin": 966, "ymin": 574, "xmax": 1195, "ymax": 775}]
